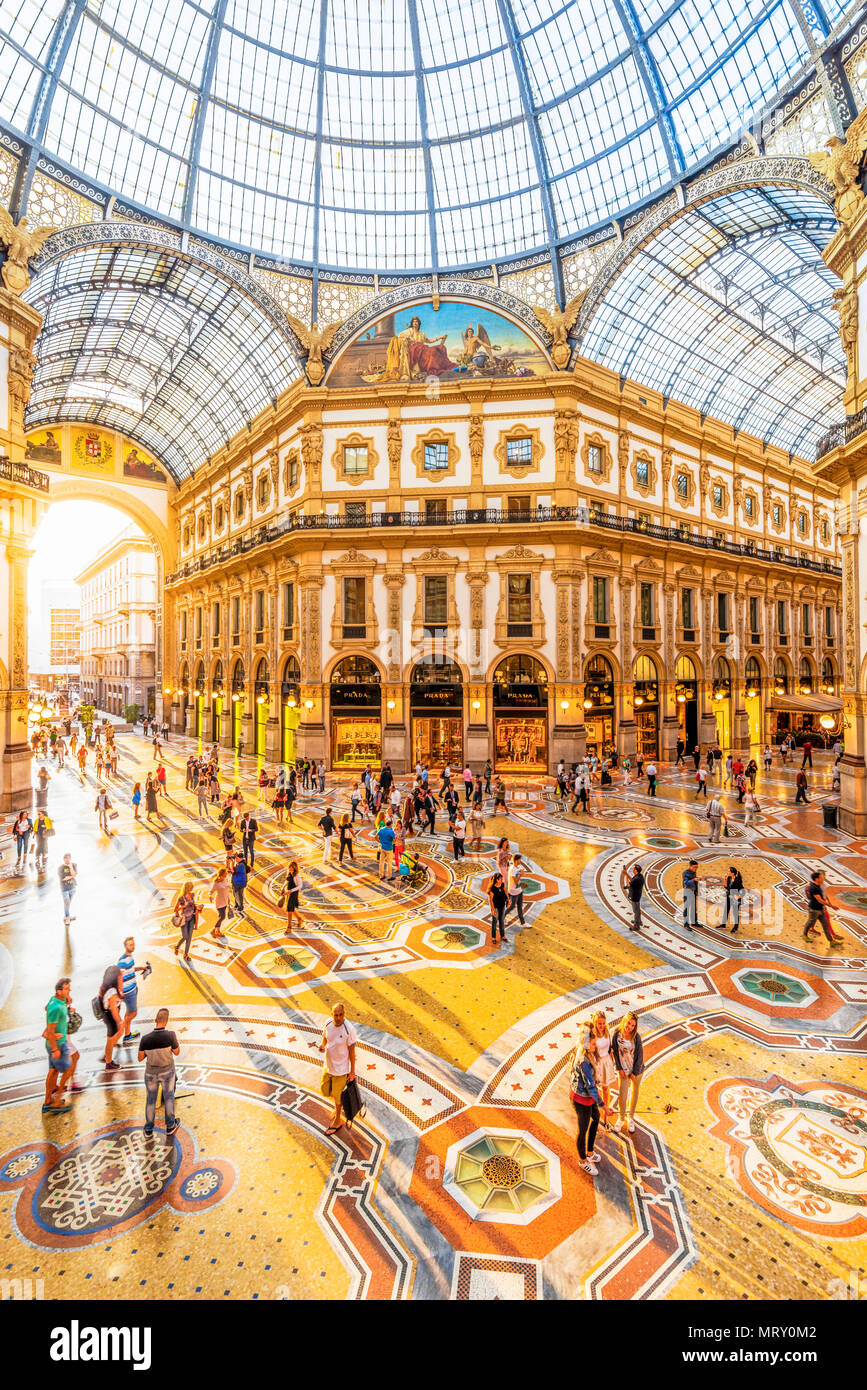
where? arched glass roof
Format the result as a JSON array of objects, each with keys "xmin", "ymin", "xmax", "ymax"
[
  {"xmin": 24, "ymin": 233, "xmax": 301, "ymax": 480},
  {"xmin": 0, "ymin": 0, "xmax": 857, "ymax": 273},
  {"xmin": 580, "ymin": 185, "xmax": 845, "ymax": 457}
]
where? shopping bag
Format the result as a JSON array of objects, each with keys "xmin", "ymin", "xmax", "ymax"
[
  {"xmin": 109, "ymin": 810, "xmax": 120, "ymax": 820},
  {"xmin": 341, "ymin": 1078, "xmax": 365, "ymax": 1127}
]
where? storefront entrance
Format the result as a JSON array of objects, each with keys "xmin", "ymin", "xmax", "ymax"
[
  {"xmin": 492, "ymin": 656, "xmax": 549, "ymax": 772},
  {"xmin": 413, "ymin": 715, "xmax": 463, "ymax": 769},
  {"xmin": 255, "ymin": 701, "xmax": 268, "ymax": 757},
  {"xmin": 634, "ymin": 707, "xmax": 658, "ymax": 759},
  {"xmin": 231, "ymin": 698, "xmax": 243, "ymax": 749},
  {"xmin": 331, "ymin": 714, "xmax": 381, "ymax": 767},
  {"xmin": 282, "ymin": 701, "xmax": 299, "ymax": 765},
  {"xmin": 330, "ymin": 657, "xmax": 382, "ymax": 768},
  {"xmin": 410, "ymin": 665, "xmax": 464, "ymax": 770},
  {"xmin": 211, "ymin": 697, "xmax": 223, "ymax": 742},
  {"xmin": 584, "ymin": 713, "xmax": 614, "ymax": 757}
]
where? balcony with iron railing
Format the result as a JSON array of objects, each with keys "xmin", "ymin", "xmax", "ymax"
[
  {"xmin": 0, "ymin": 455, "xmax": 50, "ymax": 493},
  {"xmin": 816, "ymin": 408, "xmax": 867, "ymax": 459},
  {"xmin": 166, "ymin": 506, "xmax": 842, "ymax": 585}
]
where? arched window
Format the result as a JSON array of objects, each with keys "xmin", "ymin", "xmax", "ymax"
[
  {"xmin": 212, "ymin": 659, "xmax": 223, "ymax": 695},
  {"xmin": 675, "ymin": 655, "xmax": 696, "ymax": 682},
  {"xmin": 232, "ymin": 660, "xmax": 245, "ymax": 692},
  {"xmin": 745, "ymin": 657, "xmax": 761, "ymax": 696},
  {"xmin": 331, "ymin": 655, "xmax": 380, "ymax": 684},
  {"xmin": 494, "ymin": 654, "xmax": 548, "ymax": 685},
  {"xmin": 282, "ymin": 655, "xmax": 301, "ymax": 686},
  {"xmin": 255, "ymin": 657, "xmax": 270, "ymax": 686},
  {"xmin": 584, "ymin": 654, "xmax": 613, "ymax": 683},
  {"xmin": 194, "ymin": 661, "xmax": 205, "ymax": 692},
  {"xmin": 798, "ymin": 657, "xmax": 813, "ymax": 693},
  {"xmin": 821, "ymin": 657, "xmax": 836, "ymax": 692},
  {"xmin": 411, "ymin": 660, "xmax": 462, "ymax": 685},
  {"xmin": 773, "ymin": 658, "xmax": 789, "ymax": 694},
  {"xmin": 632, "ymin": 654, "xmax": 657, "ymax": 683}
]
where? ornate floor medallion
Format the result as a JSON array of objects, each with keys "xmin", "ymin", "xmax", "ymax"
[
  {"xmin": 708, "ymin": 1075, "xmax": 867, "ymax": 1236},
  {"xmin": 0, "ymin": 1121, "xmax": 234, "ymax": 1248}
]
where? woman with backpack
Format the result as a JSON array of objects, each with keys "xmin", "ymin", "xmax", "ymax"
[
  {"xmin": 231, "ymin": 856, "xmax": 249, "ymax": 917},
  {"xmin": 569, "ymin": 1027, "xmax": 603, "ymax": 1175}
]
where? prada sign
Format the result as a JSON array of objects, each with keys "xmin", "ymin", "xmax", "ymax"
[
  {"xmin": 330, "ymin": 683, "xmax": 381, "ymax": 707},
  {"xmin": 494, "ymin": 683, "xmax": 546, "ymax": 708},
  {"xmin": 411, "ymin": 684, "xmax": 462, "ymax": 708}
]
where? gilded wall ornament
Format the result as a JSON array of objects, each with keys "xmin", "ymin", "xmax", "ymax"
[
  {"xmin": 807, "ymin": 107, "xmax": 867, "ymax": 226},
  {"xmin": 285, "ymin": 315, "xmax": 343, "ymax": 385},
  {"xmin": 530, "ymin": 292, "xmax": 586, "ymax": 369},
  {"xmin": 0, "ymin": 209, "xmax": 55, "ymax": 294}
]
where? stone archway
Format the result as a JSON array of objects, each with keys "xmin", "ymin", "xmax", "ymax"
[{"xmin": 44, "ymin": 476, "xmax": 176, "ymax": 722}]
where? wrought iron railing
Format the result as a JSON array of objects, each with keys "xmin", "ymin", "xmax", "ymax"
[
  {"xmin": 0, "ymin": 457, "xmax": 50, "ymax": 493},
  {"xmin": 166, "ymin": 506, "xmax": 842, "ymax": 584},
  {"xmin": 815, "ymin": 408, "xmax": 867, "ymax": 459}
]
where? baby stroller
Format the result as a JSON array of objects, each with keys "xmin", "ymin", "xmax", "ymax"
[{"xmin": 398, "ymin": 850, "xmax": 426, "ymax": 889}]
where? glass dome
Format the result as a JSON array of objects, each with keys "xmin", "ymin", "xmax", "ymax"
[{"xmin": 0, "ymin": 0, "xmax": 853, "ymax": 273}]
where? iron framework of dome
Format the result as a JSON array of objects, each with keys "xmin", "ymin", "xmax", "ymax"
[{"xmin": 0, "ymin": 0, "xmax": 862, "ymax": 277}]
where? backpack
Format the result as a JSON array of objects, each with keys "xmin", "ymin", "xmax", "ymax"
[{"xmin": 91, "ymin": 993, "xmax": 107, "ymax": 1021}]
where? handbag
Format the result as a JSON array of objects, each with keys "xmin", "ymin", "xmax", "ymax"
[
  {"xmin": 341, "ymin": 1078, "xmax": 365, "ymax": 1127},
  {"xmin": 171, "ymin": 909, "xmax": 184, "ymax": 928},
  {"xmin": 109, "ymin": 810, "xmax": 119, "ymax": 820},
  {"xmin": 67, "ymin": 1007, "xmax": 82, "ymax": 1035}
]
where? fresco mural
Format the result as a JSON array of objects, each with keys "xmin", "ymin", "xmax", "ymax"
[
  {"xmin": 327, "ymin": 301, "xmax": 549, "ymax": 388},
  {"xmin": 23, "ymin": 430, "xmax": 61, "ymax": 464},
  {"xmin": 123, "ymin": 441, "xmax": 168, "ymax": 485}
]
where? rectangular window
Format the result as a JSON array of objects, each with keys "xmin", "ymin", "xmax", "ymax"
[
  {"xmin": 282, "ymin": 583, "xmax": 294, "ymax": 638},
  {"xmin": 180, "ymin": 611, "xmax": 187, "ymax": 648},
  {"xmin": 820, "ymin": 518, "xmax": 829, "ymax": 542},
  {"xmin": 287, "ymin": 455, "xmax": 298, "ymax": 489},
  {"xmin": 587, "ymin": 444, "xmax": 602, "ymax": 474},
  {"xmin": 802, "ymin": 603, "xmax": 811, "ymax": 638},
  {"xmin": 212, "ymin": 601, "xmax": 220, "ymax": 646},
  {"xmin": 681, "ymin": 588, "xmax": 694, "ymax": 631},
  {"xmin": 254, "ymin": 590, "xmax": 265, "ymax": 639},
  {"xmin": 507, "ymin": 574, "xmax": 532, "ymax": 636},
  {"xmin": 195, "ymin": 607, "xmax": 202, "ymax": 644},
  {"xmin": 342, "ymin": 577, "xmax": 366, "ymax": 637},
  {"xmin": 637, "ymin": 510, "xmax": 651, "ymax": 528},
  {"xmin": 424, "ymin": 575, "xmax": 448, "ymax": 628},
  {"xmin": 772, "ymin": 503, "xmax": 782, "ymax": 526},
  {"xmin": 426, "ymin": 498, "xmax": 447, "ymax": 521},
  {"xmin": 798, "ymin": 512, "xmax": 806, "ymax": 535},
  {"xmin": 749, "ymin": 595, "xmax": 760, "ymax": 636},
  {"xmin": 635, "ymin": 458, "xmax": 649, "ymax": 487},
  {"xmin": 424, "ymin": 441, "xmax": 449, "ymax": 471},
  {"xmin": 825, "ymin": 605, "xmax": 834, "ymax": 641},
  {"xmin": 639, "ymin": 582, "xmax": 654, "ymax": 628},
  {"xmin": 717, "ymin": 592, "xmax": 729, "ymax": 635},
  {"xmin": 345, "ymin": 501, "xmax": 366, "ymax": 523},
  {"xmin": 745, "ymin": 494, "xmax": 755, "ymax": 518},
  {"xmin": 677, "ymin": 472, "xmax": 688, "ymax": 499},
  {"xmin": 231, "ymin": 596, "xmax": 240, "ymax": 644},
  {"xmin": 343, "ymin": 446, "xmax": 368, "ymax": 476},
  {"xmin": 712, "ymin": 484, "xmax": 723, "ymax": 510},
  {"xmin": 593, "ymin": 576, "xmax": 609, "ymax": 624},
  {"xmin": 777, "ymin": 600, "xmax": 787, "ymax": 636},
  {"xmin": 506, "ymin": 437, "xmax": 532, "ymax": 466}
]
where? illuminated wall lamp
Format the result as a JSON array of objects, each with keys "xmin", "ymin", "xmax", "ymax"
[
  {"xmin": 231, "ymin": 693, "xmax": 240, "ymax": 702},
  {"xmin": 256, "ymin": 695, "xmax": 266, "ymax": 704},
  {"xmin": 677, "ymin": 694, "xmax": 686, "ymax": 704},
  {"xmin": 713, "ymin": 690, "xmax": 724, "ymax": 702},
  {"xmin": 288, "ymin": 697, "xmax": 297, "ymax": 708},
  {"xmin": 304, "ymin": 699, "xmax": 313, "ymax": 710},
  {"xmin": 472, "ymin": 699, "xmax": 481, "ymax": 711},
  {"xmin": 820, "ymin": 714, "xmax": 835, "ymax": 730},
  {"xmin": 163, "ymin": 686, "xmax": 172, "ymax": 695},
  {"xmin": 560, "ymin": 699, "xmax": 569, "ymax": 711},
  {"xmin": 386, "ymin": 699, "xmax": 395, "ymax": 710},
  {"xmin": 583, "ymin": 698, "xmax": 592, "ymax": 710},
  {"xmin": 634, "ymin": 695, "xmax": 644, "ymax": 706},
  {"xmin": 211, "ymin": 690, "xmax": 219, "ymax": 699}
]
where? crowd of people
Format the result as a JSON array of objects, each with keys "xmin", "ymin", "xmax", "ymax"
[{"xmin": 21, "ymin": 701, "xmax": 846, "ymax": 1151}]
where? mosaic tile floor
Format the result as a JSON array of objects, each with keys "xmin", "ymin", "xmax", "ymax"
[{"xmin": 1, "ymin": 735, "xmax": 864, "ymax": 1300}]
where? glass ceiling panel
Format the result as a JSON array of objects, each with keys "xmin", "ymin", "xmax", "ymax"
[
  {"xmin": 24, "ymin": 242, "xmax": 301, "ymax": 481},
  {"xmin": 0, "ymin": 0, "xmax": 856, "ymax": 272},
  {"xmin": 581, "ymin": 187, "xmax": 845, "ymax": 458}
]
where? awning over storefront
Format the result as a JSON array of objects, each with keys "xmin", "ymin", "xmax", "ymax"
[{"xmin": 770, "ymin": 693, "xmax": 842, "ymax": 713}]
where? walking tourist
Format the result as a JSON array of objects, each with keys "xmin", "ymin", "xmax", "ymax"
[{"xmin": 318, "ymin": 1001, "xmax": 358, "ymax": 1136}]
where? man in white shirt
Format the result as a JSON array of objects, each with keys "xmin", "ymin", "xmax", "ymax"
[
  {"xmin": 706, "ymin": 794, "xmax": 725, "ymax": 843},
  {"xmin": 318, "ymin": 1002, "xmax": 358, "ymax": 1135}
]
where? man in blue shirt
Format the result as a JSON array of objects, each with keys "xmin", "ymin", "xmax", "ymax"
[
  {"xmin": 118, "ymin": 935, "xmax": 148, "ymax": 1044},
  {"xmin": 377, "ymin": 820, "xmax": 396, "ymax": 882},
  {"xmin": 682, "ymin": 861, "xmax": 699, "ymax": 932}
]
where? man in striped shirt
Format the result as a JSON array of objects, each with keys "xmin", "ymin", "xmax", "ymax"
[{"xmin": 118, "ymin": 936, "xmax": 148, "ymax": 1045}]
